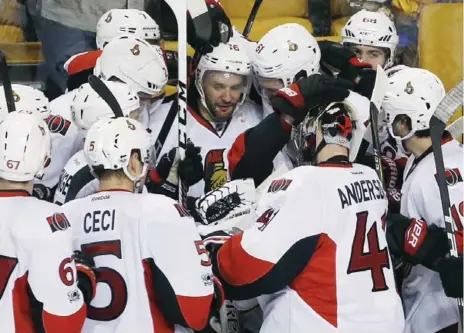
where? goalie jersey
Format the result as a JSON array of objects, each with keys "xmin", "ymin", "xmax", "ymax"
[
  {"xmin": 213, "ymin": 158, "xmax": 404, "ymax": 333},
  {"xmin": 400, "ymin": 134, "xmax": 462, "ymax": 333},
  {"xmin": 62, "ymin": 190, "xmax": 215, "ymax": 332}
]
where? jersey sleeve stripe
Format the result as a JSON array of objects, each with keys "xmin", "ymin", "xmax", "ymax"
[
  {"xmin": 142, "ymin": 259, "xmax": 175, "ymax": 333},
  {"xmin": 227, "ymin": 131, "xmax": 247, "ymax": 178},
  {"xmin": 42, "ymin": 304, "xmax": 86, "ymax": 333},
  {"xmin": 215, "ymin": 233, "xmax": 321, "ymax": 300},
  {"xmin": 290, "ymin": 234, "xmax": 338, "ymax": 328}
]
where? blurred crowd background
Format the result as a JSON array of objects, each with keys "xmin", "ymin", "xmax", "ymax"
[{"xmin": 0, "ymin": 0, "xmax": 462, "ymax": 116}]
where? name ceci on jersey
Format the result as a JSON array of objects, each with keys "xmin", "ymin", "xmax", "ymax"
[
  {"xmin": 84, "ymin": 209, "xmax": 115, "ymax": 233},
  {"xmin": 338, "ymin": 178, "xmax": 386, "ymax": 209}
]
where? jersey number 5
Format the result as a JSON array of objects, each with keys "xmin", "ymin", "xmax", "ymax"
[
  {"xmin": 347, "ymin": 211, "xmax": 390, "ymax": 292},
  {"xmin": 81, "ymin": 240, "xmax": 127, "ymax": 321}
]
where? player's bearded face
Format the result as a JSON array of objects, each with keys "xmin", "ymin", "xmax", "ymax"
[
  {"xmin": 203, "ymin": 71, "xmax": 247, "ymax": 121},
  {"xmin": 349, "ymin": 45, "xmax": 387, "ymax": 70}
]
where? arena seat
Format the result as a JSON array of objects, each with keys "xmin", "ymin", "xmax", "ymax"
[
  {"xmin": 418, "ymin": 3, "xmax": 463, "ymax": 124},
  {"xmin": 0, "ymin": 25, "xmax": 23, "ymax": 43},
  {"xmin": 0, "ymin": 42, "xmax": 43, "ymax": 64},
  {"xmin": 221, "ymin": 0, "xmax": 313, "ymax": 41}
]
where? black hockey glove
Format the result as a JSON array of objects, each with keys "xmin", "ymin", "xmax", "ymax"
[
  {"xmin": 318, "ymin": 41, "xmax": 372, "ymax": 82},
  {"xmin": 386, "ymin": 213, "xmax": 449, "ymax": 270},
  {"xmin": 270, "ymin": 74, "xmax": 354, "ymax": 126},
  {"xmin": 437, "ymin": 256, "xmax": 463, "ymax": 298},
  {"xmin": 72, "ymin": 250, "xmax": 96, "ymax": 305},
  {"xmin": 146, "ymin": 143, "xmax": 204, "ymax": 199},
  {"xmin": 32, "ymin": 183, "xmax": 54, "ymax": 202},
  {"xmin": 187, "ymin": 0, "xmax": 232, "ymax": 54}
]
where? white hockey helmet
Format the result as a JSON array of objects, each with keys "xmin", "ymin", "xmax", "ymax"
[
  {"xmin": 253, "ymin": 23, "xmax": 321, "ymax": 97},
  {"xmin": 96, "ymin": 9, "xmax": 161, "ymax": 50},
  {"xmin": 94, "ymin": 35, "xmax": 168, "ymax": 97},
  {"xmin": 195, "ymin": 36, "xmax": 252, "ymax": 120},
  {"xmin": 382, "ymin": 67, "xmax": 445, "ymax": 141},
  {"xmin": 84, "ymin": 117, "xmax": 154, "ymax": 183},
  {"xmin": 342, "ymin": 9, "xmax": 399, "ymax": 68},
  {"xmin": 0, "ymin": 111, "xmax": 51, "ymax": 182},
  {"xmin": 0, "ymin": 84, "xmax": 50, "ymax": 119},
  {"xmin": 71, "ymin": 81, "xmax": 140, "ymax": 131}
]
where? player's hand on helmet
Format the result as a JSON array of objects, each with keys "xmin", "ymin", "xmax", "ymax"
[
  {"xmin": 318, "ymin": 41, "xmax": 372, "ymax": 81},
  {"xmin": 270, "ymin": 74, "xmax": 354, "ymax": 126},
  {"xmin": 386, "ymin": 213, "xmax": 449, "ymax": 270},
  {"xmin": 72, "ymin": 250, "xmax": 96, "ymax": 305},
  {"xmin": 187, "ymin": 0, "xmax": 233, "ymax": 54}
]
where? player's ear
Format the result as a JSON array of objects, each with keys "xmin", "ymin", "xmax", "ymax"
[{"xmin": 128, "ymin": 151, "xmax": 142, "ymax": 176}]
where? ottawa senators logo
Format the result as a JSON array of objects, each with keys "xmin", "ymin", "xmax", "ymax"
[
  {"xmin": 46, "ymin": 115, "xmax": 71, "ymax": 136},
  {"xmin": 404, "ymin": 81, "xmax": 414, "ymax": 95},
  {"xmin": 287, "ymin": 41, "xmax": 298, "ymax": 52},
  {"xmin": 12, "ymin": 91, "xmax": 20, "ymax": 103},
  {"xmin": 46, "ymin": 213, "xmax": 71, "ymax": 233},
  {"xmin": 204, "ymin": 149, "xmax": 227, "ymax": 193},
  {"xmin": 267, "ymin": 179, "xmax": 293, "ymax": 193},
  {"xmin": 105, "ymin": 12, "xmax": 112, "ymax": 23},
  {"xmin": 130, "ymin": 44, "xmax": 140, "ymax": 56},
  {"xmin": 436, "ymin": 168, "xmax": 463, "ymax": 186}
]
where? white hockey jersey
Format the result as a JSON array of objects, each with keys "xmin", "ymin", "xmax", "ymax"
[
  {"xmin": 62, "ymin": 190, "xmax": 215, "ymax": 333},
  {"xmin": 400, "ymin": 135, "xmax": 462, "ymax": 333},
  {"xmin": 149, "ymin": 100, "xmax": 279, "ymax": 198},
  {"xmin": 36, "ymin": 91, "xmax": 84, "ymax": 189},
  {"xmin": 53, "ymin": 149, "xmax": 97, "ymax": 205},
  {"xmin": 0, "ymin": 190, "xmax": 86, "ymax": 333},
  {"xmin": 215, "ymin": 159, "xmax": 404, "ymax": 333}
]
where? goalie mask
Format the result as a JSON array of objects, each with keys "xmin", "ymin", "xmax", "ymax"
[
  {"xmin": 289, "ymin": 101, "xmax": 364, "ymax": 165},
  {"xmin": 195, "ymin": 37, "xmax": 252, "ymax": 123}
]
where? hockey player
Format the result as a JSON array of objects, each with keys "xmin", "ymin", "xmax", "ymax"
[
  {"xmin": 0, "ymin": 84, "xmax": 82, "ymax": 200},
  {"xmin": 382, "ymin": 67, "xmax": 461, "ymax": 333},
  {"xmin": 150, "ymin": 36, "xmax": 265, "ymax": 199},
  {"xmin": 53, "ymin": 80, "xmax": 142, "ymax": 205},
  {"xmin": 62, "ymin": 117, "xmax": 223, "ymax": 332},
  {"xmin": 341, "ymin": 9, "xmax": 399, "ymax": 70},
  {"xmin": 0, "ymin": 111, "xmax": 93, "ymax": 333},
  {"xmin": 203, "ymin": 81, "xmax": 404, "ymax": 332},
  {"xmin": 229, "ymin": 23, "xmax": 371, "ymax": 187},
  {"xmin": 64, "ymin": 8, "xmax": 161, "ymax": 91}
]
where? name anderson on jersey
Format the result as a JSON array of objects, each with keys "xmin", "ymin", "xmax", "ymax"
[{"xmin": 338, "ymin": 178, "xmax": 386, "ymax": 209}]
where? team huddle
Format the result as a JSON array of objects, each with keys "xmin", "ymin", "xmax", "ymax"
[{"xmin": 0, "ymin": 1, "xmax": 462, "ymax": 333}]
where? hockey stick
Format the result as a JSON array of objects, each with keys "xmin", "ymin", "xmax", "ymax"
[
  {"xmin": 0, "ymin": 50, "xmax": 16, "ymax": 113},
  {"xmin": 367, "ymin": 65, "xmax": 389, "ymax": 184},
  {"xmin": 446, "ymin": 116, "xmax": 463, "ymax": 141},
  {"xmin": 243, "ymin": 0, "xmax": 263, "ymax": 38},
  {"xmin": 429, "ymin": 80, "xmax": 463, "ymax": 318},
  {"xmin": 88, "ymin": 75, "xmax": 124, "ymax": 118}
]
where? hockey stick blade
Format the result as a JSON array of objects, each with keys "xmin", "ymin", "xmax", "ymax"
[
  {"xmin": 243, "ymin": 0, "xmax": 263, "ymax": 38},
  {"xmin": 188, "ymin": 0, "xmax": 212, "ymax": 44},
  {"xmin": 446, "ymin": 116, "xmax": 463, "ymax": 141},
  {"xmin": 432, "ymin": 80, "xmax": 463, "ymax": 126},
  {"xmin": 88, "ymin": 75, "xmax": 124, "ymax": 118},
  {"xmin": 0, "ymin": 50, "xmax": 16, "ymax": 113}
]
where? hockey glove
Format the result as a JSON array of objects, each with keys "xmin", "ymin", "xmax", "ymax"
[
  {"xmin": 32, "ymin": 183, "xmax": 53, "ymax": 202},
  {"xmin": 386, "ymin": 213, "xmax": 449, "ymax": 270},
  {"xmin": 72, "ymin": 250, "xmax": 96, "ymax": 305},
  {"xmin": 437, "ymin": 256, "xmax": 463, "ymax": 298},
  {"xmin": 270, "ymin": 74, "xmax": 354, "ymax": 126},
  {"xmin": 146, "ymin": 143, "xmax": 204, "ymax": 199},
  {"xmin": 318, "ymin": 41, "xmax": 372, "ymax": 82},
  {"xmin": 187, "ymin": 0, "xmax": 232, "ymax": 54}
]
